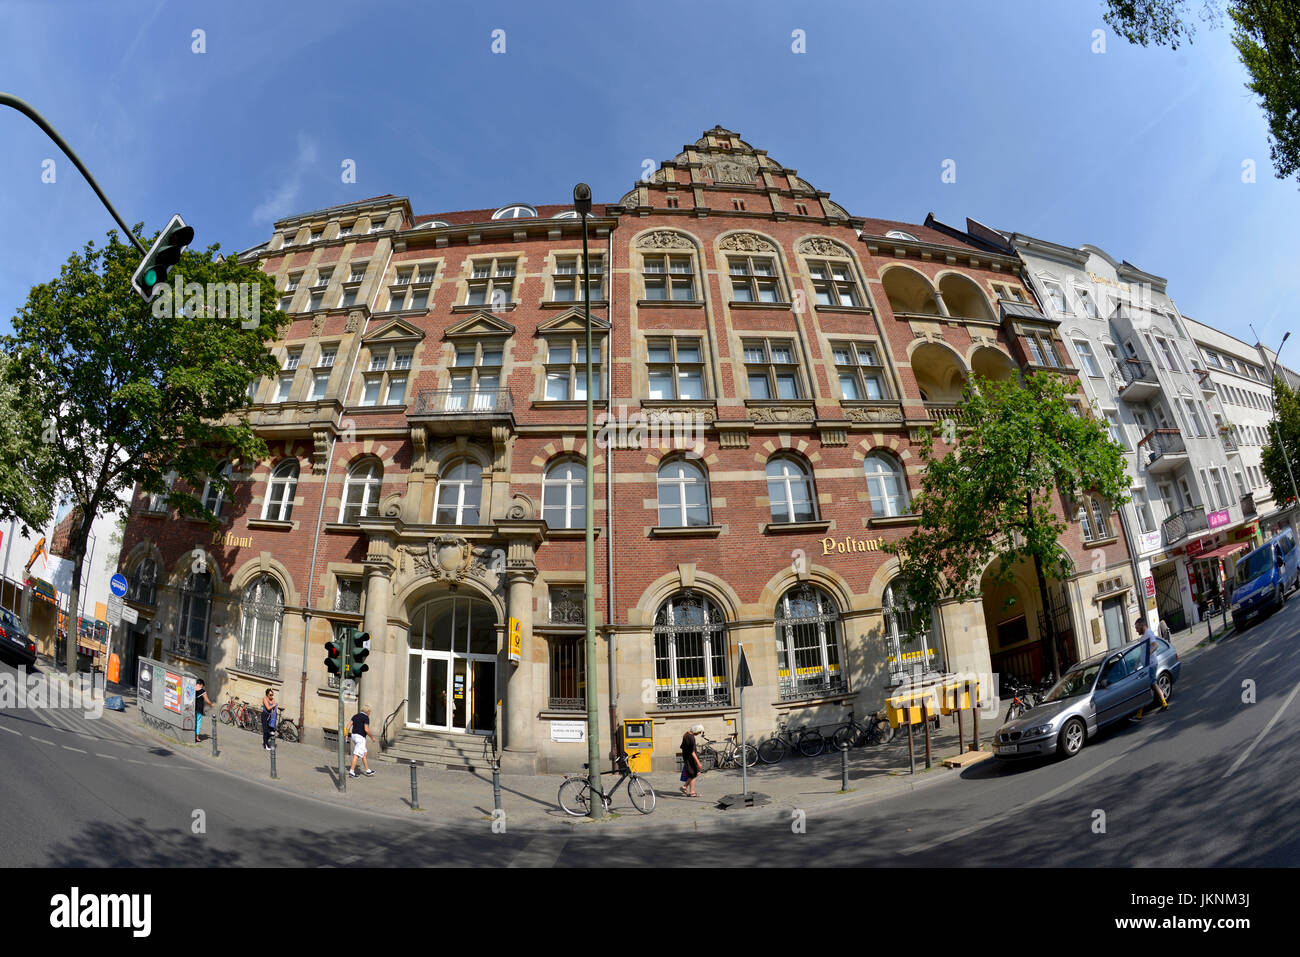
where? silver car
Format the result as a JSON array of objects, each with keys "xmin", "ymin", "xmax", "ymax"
[{"xmin": 994, "ymin": 636, "xmax": 1181, "ymax": 760}]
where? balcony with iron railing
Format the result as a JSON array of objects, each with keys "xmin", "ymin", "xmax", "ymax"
[
  {"xmin": 409, "ymin": 387, "xmax": 514, "ymax": 435},
  {"xmin": 1139, "ymin": 428, "xmax": 1189, "ymax": 474},
  {"xmin": 1162, "ymin": 506, "xmax": 1208, "ymax": 545},
  {"xmin": 922, "ymin": 402, "xmax": 967, "ymax": 424},
  {"xmin": 1114, "ymin": 358, "xmax": 1161, "ymax": 401},
  {"xmin": 1219, "ymin": 428, "xmax": 1239, "ymax": 453}
]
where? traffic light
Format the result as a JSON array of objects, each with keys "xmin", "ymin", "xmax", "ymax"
[
  {"xmin": 324, "ymin": 637, "xmax": 342, "ymax": 676},
  {"xmin": 348, "ymin": 629, "xmax": 370, "ymax": 679},
  {"xmin": 131, "ymin": 213, "xmax": 195, "ymax": 301}
]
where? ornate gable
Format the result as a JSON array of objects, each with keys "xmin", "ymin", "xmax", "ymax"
[
  {"xmin": 361, "ymin": 317, "xmax": 425, "ymax": 345},
  {"xmin": 444, "ymin": 311, "xmax": 516, "ymax": 338},
  {"xmin": 536, "ymin": 309, "xmax": 612, "ymax": 335}
]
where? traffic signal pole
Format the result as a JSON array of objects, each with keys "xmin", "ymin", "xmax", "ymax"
[
  {"xmin": 1, "ymin": 93, "xmax": 147, "ymax": 253},
  {"xmin": 337, "ymin": 636, "xmax": 349, "ymax": 792}
]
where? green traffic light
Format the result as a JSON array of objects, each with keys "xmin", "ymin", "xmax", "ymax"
[{"xmin": 144, "ymin": 267, "xmax": 157, "ymax": 287}]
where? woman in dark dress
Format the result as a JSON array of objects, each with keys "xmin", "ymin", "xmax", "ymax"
[{"xmin": 680, "ymin": 723, "xmax": 704, "ymax": 797}]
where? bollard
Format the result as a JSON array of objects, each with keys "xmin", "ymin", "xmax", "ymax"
[
  {"xmin": 211, "ymin": 715, "xmax": 218, "ymax": 757},
  {"xmin": 922, "ymin": 703, "xmax": 932, "ymax": 770},
  {"xmin": 410, "ymin": 761, "xmax": 420, "ymax": 811},
  {"xmin": 957, "ymin": 700, "xmax": 965, "ymax": 755},
  {"xmin": 840, "ymin": 741, "xmax": 849, "ymax": 791},
  {"xmin": 907, "ymin": 721, "xmax": 916, "ymax": 774},
  {"xmin": 493, "ymin": 760, "xmax": 503, "ymax": 814},
  {"xmin": 270, "ymin": 733, "xmax": 278, "ymax": 779},
  {"xmin": 971, "ymin": 682, "xmax": 981, "ymax": 752}
]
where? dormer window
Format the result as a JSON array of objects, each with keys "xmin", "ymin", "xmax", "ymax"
[
  {"xmin": 885, "ymin": 229, "xmax": 919, "ymax": 241},
  {"xmin": 492, "ymin": 204, "xmax": 537, "ymax": 220}
]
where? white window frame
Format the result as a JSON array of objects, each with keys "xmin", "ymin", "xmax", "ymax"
[
  {"xmin": 339, "ymin": 461, "xmax": 383, "ymax": 523},
  {"xmin": 261, "ymin": 459, "xmax": 299, "ymax": 522}
]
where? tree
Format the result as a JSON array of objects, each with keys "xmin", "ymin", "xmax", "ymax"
[
  {"xmin": 1, "ymin": 226, "xmax": 288, "ymax": 673},
  {"xmin": 1103, "ymin": 1, "xmax": 1300, "ymax": 186},
  {"xmin": 0, "ymin": 352, "xmax": 59, "ymax": 533},
  {"xmin": 1261, "ymin": 374, "xmax": 1300, "ymax": 507},
  {"xmin": 886, "ymin": 372, "xmax": 1131, "ymax": 679}
]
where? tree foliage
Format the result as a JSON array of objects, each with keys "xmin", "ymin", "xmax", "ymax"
[
  {"xmin": 1, "ymin": 226, "xmax": 287, "ymax": 666},
  {"xmin": 886, "ymin": 373, "xmax": 1131, "ymax": 671},
  {"xmin": 0, "ymin": 352, "xmax": 59, "ymax": 533},
  {"xmin": 1261, "ymin": 374, "xmax": 1300, "ymax": 506},
  {"xmin": 1104, "ymin": 1, "xmax": 1300, "ymax": 186}
]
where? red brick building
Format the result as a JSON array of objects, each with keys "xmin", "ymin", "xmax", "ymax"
[{"xmin": 118, "ymin": 127, "xmax": 1135, "ymax": 771}]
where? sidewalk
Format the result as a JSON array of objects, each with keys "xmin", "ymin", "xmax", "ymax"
[{"xmin": 38, "ymin": 631, "xmax": 1219, "ymax": 832}]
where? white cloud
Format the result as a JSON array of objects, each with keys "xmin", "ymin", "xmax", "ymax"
[{"xmin": 250, "ymin": 134, "xmax": 320, "ymax": 225}]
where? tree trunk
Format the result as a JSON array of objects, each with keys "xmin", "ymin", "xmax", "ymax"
[
  {"xmin": 63, "ymin": 512, "xmax": 93, "ymax": 675},
  {"xmin": 1032, "ymin": 551, "xmax": 1062, "ymax": 681}
]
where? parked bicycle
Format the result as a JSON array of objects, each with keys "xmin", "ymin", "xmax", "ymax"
[
  {"xmin": 219, "ymin": 695, "xmax": 257, "ymax": 731},
  {"xmin": 698, "ymin": 731, "xmax": 758, "ymax": 770},
  {"xmin": 558, "ymin": 754, "xmax": 656, "ymax": 816},
  {"xmin": 273, "ymin": 706, "xmax": 299, "ymax": 743},
  {"xmin": 830, "ymin": 709, "xmax": 892, "ymax": 750},
  {"xmin": 757, "ymin": 719, "xmax": 825, "ymax": 764},
  {"xmin": 1002, "ymin": 672, "xmax": 1056, "ymax": 722}
]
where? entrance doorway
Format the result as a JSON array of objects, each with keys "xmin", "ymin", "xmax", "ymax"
[
  {"xmin": 405, "ymin": 594, "xmax": 497, "ymax": 734},
  {"xmin": 1101, "ymin": 597, "xmax": 1127, "ymax": 649},
  {"xmin": 1153, "ymin": 563, "xmax": 1185, "ymax": 631}
]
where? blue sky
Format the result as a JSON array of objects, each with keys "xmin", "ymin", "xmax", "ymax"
[{"xmin": 2, "ymin": 0, "xmax": 1296, "ymax": 351}]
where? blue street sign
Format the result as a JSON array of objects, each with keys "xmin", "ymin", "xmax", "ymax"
[{"xmin": 110, "ymin": 573, "xmax": 128, "ymax": 598}]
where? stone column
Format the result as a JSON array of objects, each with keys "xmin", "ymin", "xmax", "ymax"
[
  {"xmin": 362, "ymin": 562, "xmax": 395, "ymax": 744},
  {"xmin": 503, "ymin": 567, "xmax": 537, "ymax": 769}
]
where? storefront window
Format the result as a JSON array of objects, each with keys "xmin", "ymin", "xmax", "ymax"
[
  {"xmin": 774, "ymin": 584, "xmax": 845, "ymax": 699},
  {"xmin": 883, "ymin": 580, "xmax": 941, "ymax": 685},
  {"xmin": 653, "ymin": 592, "xmax": 729, "ymax": 710}
]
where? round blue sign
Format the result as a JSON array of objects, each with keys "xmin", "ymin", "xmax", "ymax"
[{"xmin": 110, "ymin": 573, "xmax": 128, "ymax": 598}]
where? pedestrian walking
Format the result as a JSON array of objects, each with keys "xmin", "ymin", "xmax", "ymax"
[
  {"xmin": 261, "ymin": 687, "xmax": 277, "ymax": 750},
  {"xmin": 348, "ymin": 705, "xmax": 376, "ymax": 778},
  {"xmin": 1131, "ymin": 618, "xmax": 1169, "ymax": 720},
  {"xmin": 194, "ymin": 679, "xmax": 214, "ymax": 741},
  {"xmin": 679, "ymin": 723, "xmax": 703, "ymax": 797}
]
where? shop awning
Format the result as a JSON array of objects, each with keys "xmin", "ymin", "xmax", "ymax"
[{"xmin": 1195, "ymin": 542, "xmax": 1250, "ymax": 562}]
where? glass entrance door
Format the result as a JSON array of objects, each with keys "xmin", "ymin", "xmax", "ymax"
[
  {"xmin": 405, "ymin": 593, "xmax": 499, "ymax": 734},
  {"xmin": 1101, "ymin": 597, "xmax": 1126, "ymax": 649}
]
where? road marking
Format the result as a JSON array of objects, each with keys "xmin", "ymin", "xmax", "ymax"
[
  {"xmin": 339, "ymin": 854, "xmax": 361, "ymax": 865},
  {"xmin": 0, "ymin": 725, "xmax": 19, "ymax": 735},
  {"xmin": 125, "ymin": 758, "xmax": 148, "ymax": 765},
  {"xmin": 62, "ymin": 745, "xmax": 87, "ymax": 754},
  {"xmin": 1222, "ymin": 679, "xmax": 1300, "ymax": 780},
  {"xmin": 507, "ymin": 834, "xmax": 570, "ymax": 869},
  {"xmin": 31, "ymin": 737, "xmax": 55, "ymax": 746},
  {"xmin": 95, "ymin": 753, "xmax": 117, "ymax": 760},
  {"xmin": 1208, "ymin": 641, "xmax": 1271, "ymax": 695},
  {"xmin": 900, "ymin": 721, "xmax": 1178, "ymax": 856}
]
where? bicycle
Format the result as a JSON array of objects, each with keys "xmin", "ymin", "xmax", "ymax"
[
  {"xmin": 558, "ymin": 754, "xmax": 656, "ymax": 816},
  {"xmin": 273, "ymin": 706, "xmax": 298, "ymax": 743},
  {"xmin": 757, "ymin": 719, "xmax": 825, "ymax": 764},
  {"xmin": 830, "ymin": 709, "xmax": 892, "ymax": 750},
  {"xmin": 699, "ymin": 731, "xmax": 758, "ymax": 770},
  {"xmin": 219, "ymin": 695, "xmax": 251, "ymax": 728}
]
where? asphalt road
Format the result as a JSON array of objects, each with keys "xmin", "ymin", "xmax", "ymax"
[{"xmin": 2, "ymin": 597, "xmax": 1297, "ymax": 867}]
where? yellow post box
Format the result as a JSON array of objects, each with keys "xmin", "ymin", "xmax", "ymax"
[{"xmin": 622, "ymin": 718, "xmax": 654, "ymax": 773}]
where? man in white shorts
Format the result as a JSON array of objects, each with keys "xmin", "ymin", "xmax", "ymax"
[{"xmin": 348, "ymin": 705, "xmax": 376, "ymax": 778}]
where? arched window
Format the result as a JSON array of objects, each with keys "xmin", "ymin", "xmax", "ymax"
[
  {"xmin": 885, "ymin": 229, "xmax": 919, "ymax": 241},
  {"xmin": 552, "ymin": 210, "xmax": 581, "ymax": 219},
  {"xmin": 175, "ymin": 571, "xmax": 212, "ymax": 660},
  {"xmin": 542, "ymin": 459, "xmax": 585, "ymax": 529},
  {"xmin": 434, "ymin": 461, "xmax": 482, "ymax": 525},
  {"xmin": 864, "ymin": 454, "xmax": 910, "ymax": 517},
  {"xmin": 883, "ymin": 580, "xmax": 941, "ymax": 685},
  {"xmin": 201, "ymin": 461, "xmax": 233, "ymax": 517},
  {"xmin": 262, "ymin": 459, "xmax": 299, "ymax": 521},
  {"xmin": 340, "ymin": 460, "xmax": 383, "ymax": 523},
  {"xmin": 492, "ymin": 204, "xmax": 536, "ymax": 220},
  {"xmin": 657, "ymin": 459, "xmax": 710, "ymax": 527},
  {"xmin": 129, "ymin": 557, "xmax": 157, "ymax": 606},
  {"xmin": 774, "ymin": 584, "xmax": 845, "ymax": 699},
  {"xmin": 653, "ymin": 591, "xmax": 729, "ymax": 709},
  {"xmin": 238, "ymin": 575, "xmax": 284, "ymax": 676},
  {"xmin": 766, "ymin": 456, "xmax": 816, "ymax": 524}
]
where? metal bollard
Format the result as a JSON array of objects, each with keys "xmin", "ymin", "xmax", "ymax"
[
  {"xmin": 409, "ymin": 761, "xmax": 420, "ymax": 811},
  {"xmin": 923, "ymin": 703, "xmax": 932, "ymax": 770},
  {"xmin": 493, "ymin": 761, "xmax": 503, "ymax": 814},
  {"xmin": 971, "ymin": 682, "xmax": 981, "ymax": 752},
  {"xmin": 270, "ymin": 733, "xmax": 277, "ymax": 779},
  {"xmin": 840, "ymin": 741, "xmax": 849, "ymax": 791},
  {"xmin": 907, "ymin": 722, "xmax": 916, "ymax": 774},
  {"xmin": 211, "ymin": 715, "xmax": 218, "ymax": 757}
]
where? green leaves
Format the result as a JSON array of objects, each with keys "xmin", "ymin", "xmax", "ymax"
[
  {"xmin": 0, "ymin": 226, "xmax": 289, "ymax": 535},
  {"xmin": 1261, "ymin": 374, "xmax": 1300, "ymax": 505},
  {"xmin": 887, "ymin": 372, "xmax": 1130, "ymax": 640}
]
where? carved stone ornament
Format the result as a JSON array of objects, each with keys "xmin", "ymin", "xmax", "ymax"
[
  {"xmin": 844, "ymin": 406, "xmax": 904, "ymax": 424},
  {"xmin": 618, "ymin": 188, "xmax": 642, "ymax": 208},
  {"xmin": 644, "ymin": 405, "xmax": 717, "ymax": 425},
  {"xmin": 312, "ymin": 431, "xmax": 331, "ymax": 474},
  {"xmin": 506, "ymin": 493, "xmax": 536, "ymax": 521},
  {"xmin": 637, "ymin": 230, "xmax": 694, "ymax": 250},
  {"xmin": 747, "ymin": 404, "xmax": 815, "ymax": 424},
  {"xmin": 702, "ymin": 152, "xmax": 758, "ymax": 185},
  {"xmin": 344, "ymin": 310, "xmax": 362, "ymax": 334},
  {"xmin": 310, "ymin": 313, "xmax": 325, "ymax": 336},
  {"xmin": 797, "ymin": 237, "xmax": 848, "ymax": 258},
  {"xmin": 718, "ymin": 233, "xmax": 776, "ymax": 253},
  {"xmin": 401, "ymin": 539, "xmax": 507, "ymax": 595},
  {"xmin": 380, "ymin": 492, "xmax": 403, "ymax": 518}
]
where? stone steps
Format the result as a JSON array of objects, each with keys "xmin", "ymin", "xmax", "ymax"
[{"xmin": 385, "ymin": 728, "xmax": 496, "ymax": 770}]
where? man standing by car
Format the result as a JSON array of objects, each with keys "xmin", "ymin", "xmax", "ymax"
[{"xmin": 1132, "ymin": 618, "xmax": 1169, "ymax": 719}]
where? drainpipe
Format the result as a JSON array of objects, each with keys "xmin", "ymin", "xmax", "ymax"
[
  {"xmin": 299, "ymin": 239, "xmax": 392, "ymax": 738},
  {"xmin": 1115, "ymin": 503, "xmax": 1147, "ymax": 633},
  {"xmin": 605, "ymin": 226, "xmax": 617, "ymax": 756}
]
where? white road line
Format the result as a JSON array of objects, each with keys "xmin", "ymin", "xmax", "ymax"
[
  {"xmin": 1208, "ymin": 642, "xmax": 1271, "ymax": 695},
  {"xmin": 95, "ymin": 753, "xmax": 117, "ymax": 760},
  {"xmin": 0, "ymin": 725, "xmax": 19, "ymax": 735},
  {"xmin": 125, "ymin": 758, "xmax": 148, "ymax": 765},
  {"xmin": 30, "ymin": 737, "xmax": 54, "ymax": 746},
  {"xmin": 62, "ymin": 745, "xmax": 87, "ymax": 754},
  {"xmin": 507, "ymin": 834, "xmax": 570, "ymax": 869},
  {"xmin": 1222, "ymin": 679, "xmax": 1300, "ymax": 780},
  {"xmin": 339, "ymin": 854, "xmax": 361, "ymax": 865}
]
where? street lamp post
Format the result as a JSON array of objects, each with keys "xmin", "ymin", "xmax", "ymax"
[
  {"xmin": 1252, "ymin": 326, "xmax": 1300, "ymax": 522},
  {"xmin": 574, "ymin": 183, "xmax": 603, "ymax": 818}
]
